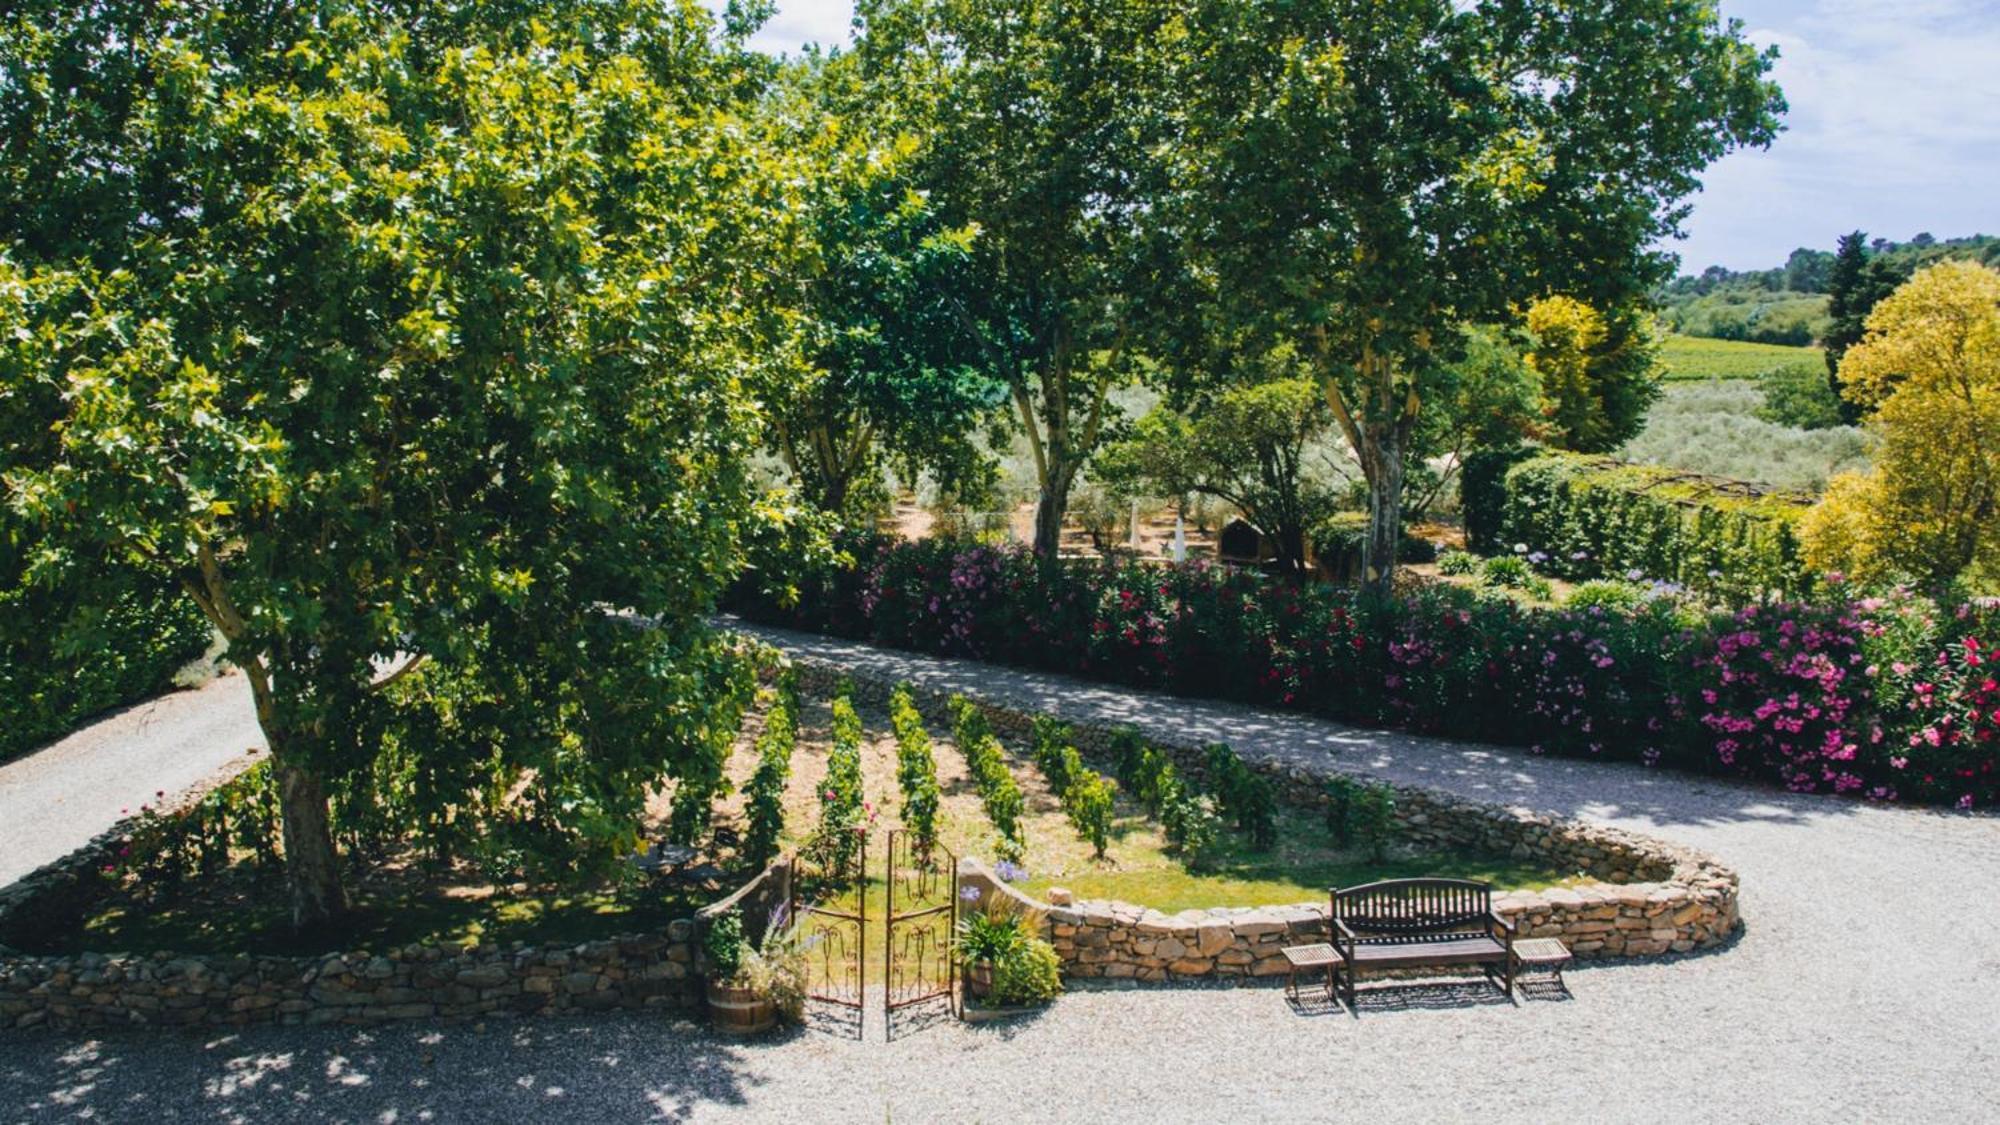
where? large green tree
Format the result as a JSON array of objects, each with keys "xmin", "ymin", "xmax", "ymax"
[
  {"xmin": 0, "ymin": 0, "xmax": 792, "ymax": 925},
  {"xmin": 761, "ymin": 54, "xmax": 1001, "ymax": 518},
  {"xmin": 1161, "ymin": 0, "xmax": 1782, "ymax": 591},
  {"xmin": 854, "ymin": 0, "xmax": 1175, "ymax": 555}
]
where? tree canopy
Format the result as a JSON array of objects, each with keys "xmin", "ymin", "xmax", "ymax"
[
  {"xmin": 1802, "ymin": 261, "xmax": 2000, "ymax": 586},
  {"xmin": 1153, "ymin": 0, "xmax": 1782, "ymax": 591},
  {"xmin": 0, "ymin": 0, "xmax": 797, "ymax": 923}
]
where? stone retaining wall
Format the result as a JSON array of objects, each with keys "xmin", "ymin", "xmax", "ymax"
[
  {"xmin": 788, "ymin": 653, "xmax": 1741, "ymax": 977},
  {"xmin": 0, "ymin": 932, "xmax": 699, "ymax": 1032},
  {"xmin": 0, "ymin": 786, "xmax": 793, "ymax": 1033}
]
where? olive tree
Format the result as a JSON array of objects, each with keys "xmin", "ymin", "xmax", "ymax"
[{"xmin": 0, "ymin": 0, "xmax": 793, "ymax": 924}]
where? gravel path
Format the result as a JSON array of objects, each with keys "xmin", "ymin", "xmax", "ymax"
[
  {"xmin": 0, "ymin": 673, "xmax": 264, "ymax": 888},
  {"xmin": 4, "ymin": 625, "xmax": 1998, "ymax": 1122}
]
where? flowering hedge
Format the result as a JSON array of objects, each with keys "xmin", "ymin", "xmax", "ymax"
[
  {"xmin": 1465, "ymin": 449, "xmax": 1812, "ymax": 603},
  {"xmin": 727, "ymin": 534, "xmax": 2000, "ymax": 809}
]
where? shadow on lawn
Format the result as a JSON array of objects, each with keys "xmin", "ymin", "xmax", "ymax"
[{"xmin": 0, "ymin": 1014, "xmax": 779, "ymax": 1123}]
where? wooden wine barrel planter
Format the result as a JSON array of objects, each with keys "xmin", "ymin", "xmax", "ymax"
[
  {"xmin": 706, "ymin": 980, "xmax": 777, "ymax": 1035},
  {"xmin": 964, "ymin": 961, "xmax": 994, "ymax": 1000}
]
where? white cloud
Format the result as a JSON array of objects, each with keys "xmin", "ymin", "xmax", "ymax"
[
  {"xmin": 1672, "ymin": 0, "xmax": 2000, "ymax": 271},
  {"xmin": 705, "ymin": 0, "xmax": 855, "ymax": 55}
]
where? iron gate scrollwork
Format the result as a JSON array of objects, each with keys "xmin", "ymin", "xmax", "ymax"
[
  {"xmin": 884, "ymin": 830, "xmax": 957, "ymax": 1020},
  {"xmin": 790, "ymin": 828, "xmax": 866, "ymax": 1012}
]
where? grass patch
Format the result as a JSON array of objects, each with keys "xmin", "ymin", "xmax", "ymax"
[
  {"xmin": 1011, "ymin": 804, "xmax": 1574, "ymax": 914},
  {"xmin": 1659, "ymin": 334, "xmax": 1819, "ymax": 381}
]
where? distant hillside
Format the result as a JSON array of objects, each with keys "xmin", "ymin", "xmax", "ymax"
[{"xmin": 1659, "ymin": 233, "xmax": 2000, "ymax": 346}]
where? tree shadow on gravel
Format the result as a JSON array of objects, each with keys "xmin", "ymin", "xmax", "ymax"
[{"xmin": 0, "ymin": 1013, "xmax": 779, "ymax": 1122}]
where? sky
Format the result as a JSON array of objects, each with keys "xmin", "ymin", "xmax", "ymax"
[{"xmin": 706, "ymin": 0, "xmax": 2000, "ymax": 276}]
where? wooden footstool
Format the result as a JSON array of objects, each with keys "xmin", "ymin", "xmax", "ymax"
[
  {"xmin": 1512, "ymin": 937, "xmax": 1573, "ymax": 989},
  {"xmin": 1281, "ymin": 943, "xmax": 1344, "ymax": 1004}
]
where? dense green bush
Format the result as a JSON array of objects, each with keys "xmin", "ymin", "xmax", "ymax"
[
  {"xmin": 1030, "ymin": 715, "xmax": 1074, "ymax": 792},
  {"xmin": 0, "ymin": 575, "xmax": 213, "ymax": 762},
  {"xmin": 1459, "ymin": 445, "xmax": 1539, "ymax": 551},
  {"xmin": 1323, "ymin": 775, "xmax": 1397, "ymax": 860},
  {"xmin": 1059, "ymin": 752, "xmax": 1116, "ymax": 859},
  {"xmin": 1201, "ymin": 742, "xmax": 1276, "ymax": 850},
  {"xmin": 888, "ymin": 684, "xmax": 941, "ymax": 854},
  {"xmin": 1311, "ymin": 511, "xmax": 1437, "ymax": 577},
  {"xmin": 1757, "ymin": 360, "xmax": 1847, "ymax": 430},
  {"xmin": 991, "ymin": 934, "xmax": 1064, "ymax": 1005},
  {"xmin": 742, "ymin": 677, "xmax": 799, "ymax": 868},
  {"xmin": 949, "ymin": 696, "xmax": 1026, "ymax": 862},
  {"xmin": 809, "ymin": 694, "xmax": 867, "ymax": 876},
  {"xmin": 1477, "ymin": 450, "xmax": 1812, "ymax": 601}
]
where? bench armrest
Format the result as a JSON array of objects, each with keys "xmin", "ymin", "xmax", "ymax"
[
  {"xmin": 1489, "ymin": 911, "xmax": 1516, "ymax": 940},
  {"xmin": 1329, "ymin": 916, "xmax": 1357, "ymax": 956}
]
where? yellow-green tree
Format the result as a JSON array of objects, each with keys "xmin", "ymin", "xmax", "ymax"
[
  {"xmin": 1524, "ymin": 297, "xmax": 1661, "ymax": 453},
  {"xmin": 1801, "ymin": 261, "xmax": 2000, "ymax": 585}
]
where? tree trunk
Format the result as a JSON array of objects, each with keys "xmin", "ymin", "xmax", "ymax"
[
  {"xmin": 1032, "ymin": 465, "xmax": 1075, "ymax": 557},
  {"xmin": 273, "ymin": 756, "xmax": 348, "ymax": 928},
  {"xmin": 1360, "ymin": 425, "xmax": 1406, "ymax": 597}
]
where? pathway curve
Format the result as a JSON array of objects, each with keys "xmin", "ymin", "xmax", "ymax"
[
  {"xmin": 3, "ymin": 625, "xmax": 1997, "ymax": 1122},
  {"xmin": 0, "ymin": 673, "xmax": 264, "ymax": 889}
]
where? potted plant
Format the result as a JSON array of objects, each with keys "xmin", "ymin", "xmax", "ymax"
[
  {"xmin": 703, "ymin": 910, "xmax": 808, "ymax": 1035},
  {"xmin": 954, "ymin": 909, "xmax": 1021, "ymax": 1001}
]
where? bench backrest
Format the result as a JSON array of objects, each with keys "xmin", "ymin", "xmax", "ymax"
[{"xmin": 1332, "ymin": 878, "xmax": 1492, "ymax": 937}]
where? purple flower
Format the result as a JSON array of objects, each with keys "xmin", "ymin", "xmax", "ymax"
[
  {"xmin": 993, "ymin": 859, "xmax": 1027, "ymax": 883},
  {"xmin": 959, "ymin": 885, "xmax": 983, "ymax": 902}
]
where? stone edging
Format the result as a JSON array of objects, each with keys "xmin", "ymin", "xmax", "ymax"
[
  {"xmin": 0, "ymin": 780, "xmax": 795, "ymax": 1033},
  {"xmin": 783, "ymin": 652, "xmax": 1741, "ymax": 982}
]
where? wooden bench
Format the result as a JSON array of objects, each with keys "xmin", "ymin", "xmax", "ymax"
[{"xmin": 1329, "ymin": 878, "xmax": 1515, "ymax": 1008}]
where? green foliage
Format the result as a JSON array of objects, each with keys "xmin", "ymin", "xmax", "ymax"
[
  {"xmin": 888, "ymin": 684, "xmax": 942, "ymax": 853},
  {"xmin": 742, "ymin": 686, "xmax": 799, "ymax": 869},
  {"xmin": 0, "ymin": 575, "xmax": 212, "ymax": 762},
  {"xmin": 1159, "ymin": 782, "xmax": 1222, "ymax": 871},
  {"xmin": 811, "ymin": 696, "xmax": 868, "ymax": 877},
  {"xmin": 1565, "ymin": 580, "xmax": 1650, "ymax": 614},
  {"xmin": 1481, "ymin": 555, "xmax": 1534, "ymax": 589},
  {"xmin": 1311, "ymin": 512, "xmax": 1437, "ymax": 576},
  {"xmin": 1323, "ymin": 775, "xmax": 1398, "ymax": 860},
  {"xmin": 1059, "ymin": 751, "xmax": 1117, "ymax": 859},
  {"xmin": 1436, "ymin": 549, "xmax": 1479, "ymax": 577},
  {"xmin": 1030, "ymin": 715, "xmax": 1075, "ymax": 792},
  {"xmin": 1157, "ymin": 0, "xmax": 1781, "ymax": 592},
  {"xmin": 1460, "ymin": 446, "xmax": 1541, "ymax": 552},
  {"xmin": 0, "ymin": 0, "xmax": 792, "ymax": 923},
  {"xmin": 1620, "ymin": 380, "xmax": 1871, "ymax": 492},
  {"xmin": 949, "ymin": 695, "xmax": 1026, "ymax": 862},
  {"xmin": 859, "ymin": 0, "xmax": 1175, "ymax": 554},
  {"xmin": 1758, "ymin": 360, "xmax": 1850, "ymax": 430},
  {"xmin": 1658, "ymin": 290, "xmax": 1829, "ymax": 347},
  {"xmin": 953, "ymin": 903, "xmax": 1028, "ymax": 964},
  {"xmin": 1525, "ymin": 298, "xmax": 1663, "ymax": 453},
  {"xmin": 1476, "ymin": 450, "xmax": 1813, "ymax": 602},
  {"xmin": 1657, "ymin": 335, "xmax": 1820, "ymax": 381},
  {"xmin": 1201, "ymin": 742, "xmax": 1276, "ymax": 851},
  {"xmin": 990, "ymin": 935, "xmax": 1064, "ymax": 1006},
  {"xmin": 1096, "ymin": 374, "xmax": 1343, "ymax": 573},
  {"xmin": 703, "ymin": 910, "xmax": 747, "ymax": 980},
  {"xmin": 108, "ymin": 762, "xmax": 284, "ymax": 887}
]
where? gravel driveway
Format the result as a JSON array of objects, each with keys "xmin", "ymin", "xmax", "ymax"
[
  {"xmin": 4, "ymin": 625, "xmax": 1997, "ymax": 1122},
  {"xmin": 0, "ymin": 673, "xmax": 264, "ymax": 888}
]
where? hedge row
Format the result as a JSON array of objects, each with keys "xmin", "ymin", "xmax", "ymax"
[
  {"xmin": 0, "ymin": 576, "xmax": 213, "ymax": 762},
  {"xmin": 1460, "ymin": 447, "xmax": 1812, "ymax": 603},
  {"xmin": 727, "ymin": 534, "xmax": 2000, "ymax": 809}
]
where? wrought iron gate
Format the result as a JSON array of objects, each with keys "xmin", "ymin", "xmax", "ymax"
[
  {"xmin": 884, "ymin": 830, "xmax": 958, "ymax": 1021},
  {"xmin": 790, "ymin": 829, "xmax": 867, "ymax": 1013}
]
